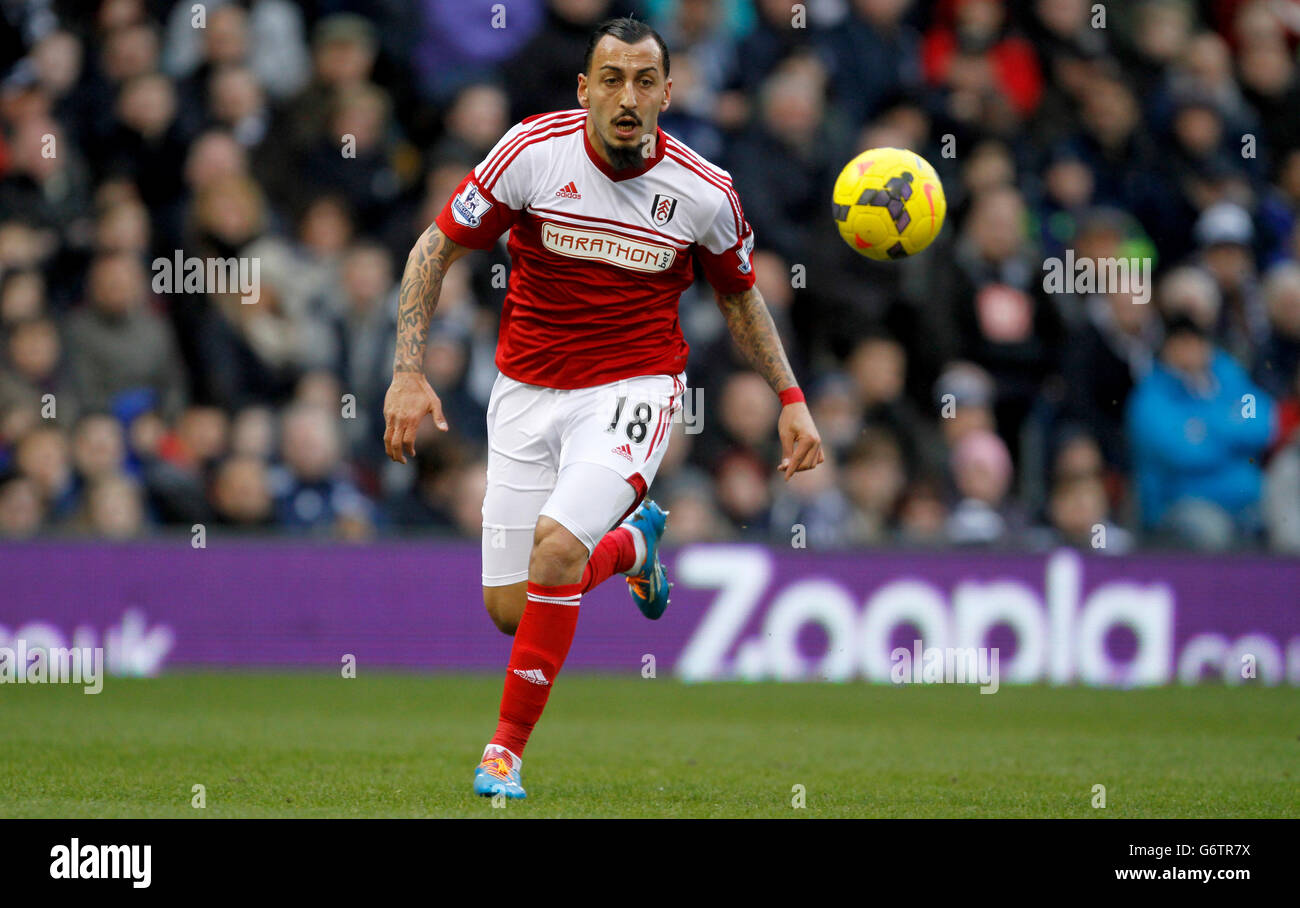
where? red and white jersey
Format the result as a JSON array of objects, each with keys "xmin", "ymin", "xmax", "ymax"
[{"xmin": 435, "ymin": 109, "xmax": 756, "ymax": 389}]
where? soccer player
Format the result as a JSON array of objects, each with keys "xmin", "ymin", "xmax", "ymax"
[{"xmin": 382, "ymin": 17, "xmax": 823, "ymax": 799}]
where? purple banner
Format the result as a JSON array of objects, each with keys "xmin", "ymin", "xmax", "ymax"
[{"xmin": 1, "ymin": 542, "xmax": 1298, "ymax": 686}]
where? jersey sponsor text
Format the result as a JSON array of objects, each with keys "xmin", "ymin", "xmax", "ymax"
[{"xmin": 539, "ymin": 221, "xmax": 677, "ymax": 273}]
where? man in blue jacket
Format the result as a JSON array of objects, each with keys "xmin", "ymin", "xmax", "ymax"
[{"xmin": 1127, "ymin": 312, "xmax": 1276, "ymax": 549}]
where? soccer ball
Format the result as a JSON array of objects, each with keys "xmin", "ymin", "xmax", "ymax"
[{"xmin": 831, "ymin": 147, "xmax": 946, "ymax": 261}]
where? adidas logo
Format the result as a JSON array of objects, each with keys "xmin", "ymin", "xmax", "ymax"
[
  {"xmin": 513, "ymin": 668, "xmax": 550, "ymax": 686},
  {"xmin": 555, "ymin": 181, "xmax": 581, "ymax": 199},
  {"xmin": 612, "ymin": 443, "xmax": 633, "ymax": 463}
]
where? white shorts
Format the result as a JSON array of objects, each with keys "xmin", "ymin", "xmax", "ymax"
[{"xmin": 480, "ymin": 370, "xmax": 686, "ymax": 586}]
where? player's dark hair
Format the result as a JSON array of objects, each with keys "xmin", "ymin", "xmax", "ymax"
[{"xmin": 583, "ymin": 17, "xmax": 670, "ymax": 78}]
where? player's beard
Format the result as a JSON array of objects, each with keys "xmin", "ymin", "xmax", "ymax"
[{"xmin": 602, "ymin": 130, "xmax": 645, "ymax": 170}]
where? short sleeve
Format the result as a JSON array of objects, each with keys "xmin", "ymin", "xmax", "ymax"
[
  {"xmin": 694, "ymin": 183, "xmax": 756, "ymax": 295},
  {"xmin": 434, "ymin": 121, "xmax": 532, "ymax": 250}
]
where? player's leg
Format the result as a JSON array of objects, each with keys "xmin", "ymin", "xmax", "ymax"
[
  {"xmin": 474, "ymin": 373, "xmax": 684, "ymax": 799},
  {"xmin": 481, "ymin": 464, "xmax": 552, "ymax": 635},
  {"xmin": 529, "ymin": 514, "xmax": 592, "ymax": 584},
  {"xmin": 578, "ymin": 372, "xmax": 685, "ymax": 616},
  {"xmin": 475, "ymin": 374, "xmax": 573, "ymax": 798},
  {"xmin": 533, "ymin": 367, "xmax": 687, "ymax": 601},
  {"xmin": 509, "ymin": 369, "xmax": 683, "ymax": 603},
  {"xmin": 480, "ymin": 375, "xmax": 558, "ymax": 636},
  {"xmin": 475, "ymin": 463, "xmax": 637, "ymax": 799},
  {"xmin": 481, "ymin": 582, "xmax": 526, "ymax": 635},
  {"xmin": 579, "ymin": 513, "xmax": 644, "ymax": 593}
]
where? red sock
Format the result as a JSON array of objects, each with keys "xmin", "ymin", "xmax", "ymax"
[
  {"xmin": 579, "ymin": 527, "xmax": 637, "ymax": 592},
  {"xmin": 489, "ymin": 580, "xmax": 583, "ymax": 757}
]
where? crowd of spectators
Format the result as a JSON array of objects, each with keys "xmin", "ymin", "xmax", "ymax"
[{"xmin": 1, "ymin": 0, "xmax": 1299, "ymax": 553}]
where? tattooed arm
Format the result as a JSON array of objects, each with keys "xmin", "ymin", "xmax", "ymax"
[
  {"xmin": 715, "ymin": 286, "xmax": 798, "ymax": 394},
  {"xmin": 394, "ymin": 224, "xmax": 468, "ymax": 371},
  {"xmin": 382, "ymin": 224, "xmax": 471, "ymax": 463},
  {"xmin": 716, "ymin": 287, "xmax": 824, "ymax": 480}
]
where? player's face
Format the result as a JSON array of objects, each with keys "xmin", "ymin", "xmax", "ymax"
[{"xmin": 578, "ymin": 36, "xmax": 671, "ymax": 169}]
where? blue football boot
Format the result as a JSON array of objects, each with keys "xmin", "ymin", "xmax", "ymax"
[
  {"xmin": 473, "ymin": 745, "xmax": 526, "ymax": 799},
  {"xmin": 624, "ymin": 499, "xmax": 672, "ymax": 620}
]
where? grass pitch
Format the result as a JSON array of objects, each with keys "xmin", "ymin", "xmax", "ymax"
[{"xmin": 1, "ymin": 673, "xmax": 1296, "ymax": 818}]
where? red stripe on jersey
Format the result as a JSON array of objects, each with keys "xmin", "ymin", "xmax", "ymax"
[
  {"xmin": 479, "ymin": 112, "xmax": 585, "ymax": 189},
  {"xmin": 665, "ymin": 136, "xmax": 734, "ymax": 185},
  {"xmin": 664, "ymin": 137, "xmax": 742, "ymax": 210},
  {"xmin": 663, "ymin": 148, "xmax": 743, "ymax": 241},
  {"xmin": 521, "ymin": 109, "xmax": 582, "ymax": 126},
  {"xmin": 673, "ymin": 145, "xmax": 747, "ymax": 240},
  {"xmin": 665, "ymin": 147, "xmax": 741, "ymax": 240},
  {"xmin": 479, "ymin": 110, "xmax": 584, "ymax": 182},
  {"xmin": 673, "ymin": 148, "xmax": 745, "ymax": 239},
  {"xmin": 483, "ymin": 121, "xmax": 586, "ymax": 194},
  {"xmin": 481, "ymin": 116, "xmax": 585, "ymax": 191},
  {"xmin": 665, "ymin": 138, "xmax": 748, "ymax": 237},
  {"xmin": 478, "ymin": 110, "xmax": 583, "ymax": 184},
  {"xmin": 525, "ymin": 204, "xmax": 690, "ymax": 247}
]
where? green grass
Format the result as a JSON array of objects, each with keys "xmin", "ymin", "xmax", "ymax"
[{"xmin": 1, "ymin": 673, "xmax": 1296, "ymax": 818}]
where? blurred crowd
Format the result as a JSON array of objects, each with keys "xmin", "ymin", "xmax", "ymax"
[{"xmin": 1, "ymin": 0, "xmax": 1299, "ymax": 553}]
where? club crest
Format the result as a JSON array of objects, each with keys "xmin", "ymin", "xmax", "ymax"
[{"xmin": 650, "ymin": 193, "xmax": 678, "ymax": 226}]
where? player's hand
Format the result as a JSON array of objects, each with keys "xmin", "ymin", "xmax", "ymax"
[
  {"xmin": 383, "ymin": 371, "xmax": 447, "ymax": 464},
  {"xmin": 777, "ymin": 401, "xmax": 824, "ymax": 481}
]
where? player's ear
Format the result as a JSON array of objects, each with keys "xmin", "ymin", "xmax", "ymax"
[
  {"xmin": 660, "ymin": 77, "xmax": 671, "ymax": 113},
  {"xmin": 577, "ymin": 73, "xmax": 589, "ymax": 109}
]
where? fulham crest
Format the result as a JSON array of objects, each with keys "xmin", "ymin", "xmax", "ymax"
[{"xmin": 651, "ymin": 193, "xmax": 678, "ymax": 226}]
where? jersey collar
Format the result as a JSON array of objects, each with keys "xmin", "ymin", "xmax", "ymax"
[{"xmin": 583, "ymin": 121, "xmax": 667, "ymax": 182}]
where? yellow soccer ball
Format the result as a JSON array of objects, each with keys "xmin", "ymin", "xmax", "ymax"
[{"xmin": 831, "ymin": 147, "xmax": 946, "ymax": 261}]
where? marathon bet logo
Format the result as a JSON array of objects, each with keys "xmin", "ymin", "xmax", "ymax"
[
  {"xmin": 540, "ymin": 221, "xmax": 676, "ymax": 273},
  {"xmin": 50, "ymin": 839, "xmax": 151, "ymax": 888}
]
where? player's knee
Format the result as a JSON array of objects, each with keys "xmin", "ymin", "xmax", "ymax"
[
  {"xmin": 530, "ymin": 518, "xmax": 589, "ymax": 584},
  {"xmin": 482, "ymin": 585, "xmax": 524, "ymax": 635}
]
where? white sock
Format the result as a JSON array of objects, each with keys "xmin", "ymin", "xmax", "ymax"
[{"xmin": 623, "ymin": 525, "xmax": 647, "ymax": 575}]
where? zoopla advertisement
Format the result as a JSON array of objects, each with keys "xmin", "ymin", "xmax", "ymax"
[{"xmin": 1, "ymin": 542, "xmax": 1297, "ymax": 687}]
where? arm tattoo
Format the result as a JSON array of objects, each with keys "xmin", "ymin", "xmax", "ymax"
[
  {"xmin": 393, "ymin": 225, "xmax": 459, "ymax": 373},
  {"xmin": 716, "ymin": 286, "xmax": 797, "ymax": 394}
]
